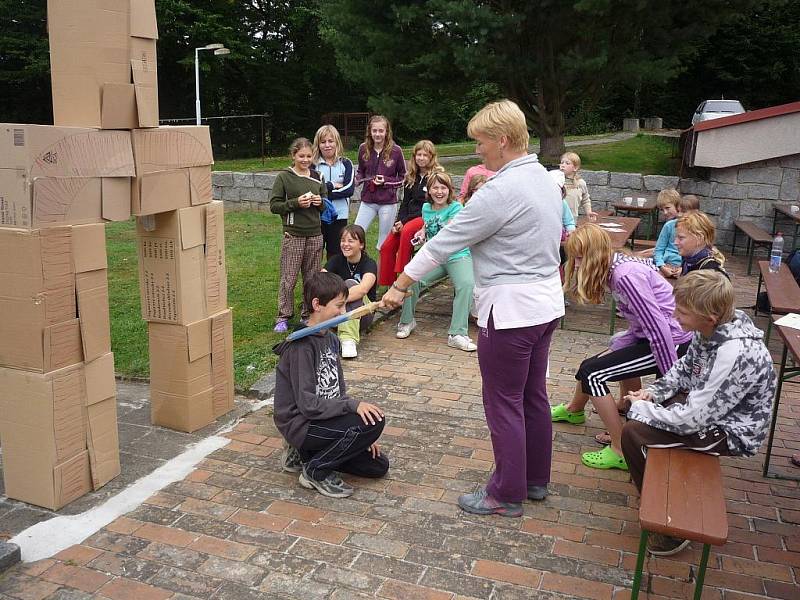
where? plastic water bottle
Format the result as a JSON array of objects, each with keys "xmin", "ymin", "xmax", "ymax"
[{"xmin": 770, "ymin": 232, "xmax": 784, "ymax": 273}]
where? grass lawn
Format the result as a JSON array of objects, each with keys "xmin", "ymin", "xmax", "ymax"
[
  {"xmin": 108, "ymin": 210, "xmax": 379, "ymax": 391},
  {"xmin": 213, "ymin": 133, "xmax": 618, "ymax": 172},
  {"xmin": 442, "ymin": 134, "xmax": 679, "ymax": 176}
]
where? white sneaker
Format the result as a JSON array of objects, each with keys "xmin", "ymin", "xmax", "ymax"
[
  {"xmin": 341, "ymin": 339, "xmax": 358, "ymax": 358},
  {"xmin": 396, "ymin": 320, "xmax": 416, "ymax": 339},
  {"xmin": 448, "ymin": 334, "xmax": 477, "ymax": 352}
]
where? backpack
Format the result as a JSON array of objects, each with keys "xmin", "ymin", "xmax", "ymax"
[{"xmin": 756, "ymin": 249, "xmax": 800, "ymax": 312}]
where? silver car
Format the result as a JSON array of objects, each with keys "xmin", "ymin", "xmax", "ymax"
[{"xmin": 691, "ymin": 99, "xmax": 745, "ymax": 125}]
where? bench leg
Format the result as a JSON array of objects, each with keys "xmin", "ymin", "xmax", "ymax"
[
  {"xmin": 747, "ymin": 241, "xmax": 755, "ymax": 275},
  {"xmin": 732, "ymin": 228, "xmax": 738, "ymax": 256},
  {"xmin": 693, "ymin": 543, "xmax": 712, "ymax": 600},
  {"xmin": 631, "ymin": 529, "xmax": 649, "ymax": 600}
]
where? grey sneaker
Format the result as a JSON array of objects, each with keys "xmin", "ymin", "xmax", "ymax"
[
  {"xmin": 280, "ymin": 443, "xmax": 302, "ymax": 473},
  {"xmin": 396, "ymin": 320, "xmax": 416, "ymax": 339},
  {"xmin": 299, "ymin": 467, "xmax": 354, "ymax": 498},
  {"xmin": 527, "ymin": 484, "xmax": 549, "ymax": 501},
  {"xmin": 457, "ymin": 487, "xmax": 523, "ymax": 517}
]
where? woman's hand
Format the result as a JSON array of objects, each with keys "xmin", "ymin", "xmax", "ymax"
[
  {"xmin": 356, "ymin": 401, "xmax": 384, "ymax": 425},
  {"xmin": 310, "ymin": 194, "xmax": 322, "ymax": 206},
  {"xmin": 333, "ymin": 182, "xmax": 344, "ymax": 189},
  {"xmin": 381, "ymin": 286, "xmax": 407, "ymax": 310},
  {"xmin": 374, "ymin": 174, "xmax": 384, "ymax": 186},
  {"xmin": 392, "ymin": 221, "xmax": 403, "ymax": 233},
  {"xmin": 297, "ymin": 193, "xmax": 312, "ymax": 208},
  {"xmin": 586, "ymin": 210, "xmax": 597, "ymax": 222}
]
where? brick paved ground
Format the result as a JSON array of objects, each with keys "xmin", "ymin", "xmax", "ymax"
[{"xmin": 1, "ymin": 254, "xmax": 798, "ymax": 599}]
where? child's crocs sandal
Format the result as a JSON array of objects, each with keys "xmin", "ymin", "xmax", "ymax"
[
  {"xmin": 551, "ymin": 403, "xmax": 586, "ymax": 424},
  {"xmin": 581, "ymin": 446, "xmax": 628, "ymax": 471}
]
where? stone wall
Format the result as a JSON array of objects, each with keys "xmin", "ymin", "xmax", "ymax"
[{"xmin": 213, "ymin": 152, "xmax": 800, "ymax": 251}]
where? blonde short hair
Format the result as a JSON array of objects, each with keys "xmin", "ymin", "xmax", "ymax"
[
  {"xmin": 673, "ymin": 270, "xmax": 735, "ymax": 324},
  {"xmin": 312, "ymin": 125, "xmax": 344, "ymax": 163},
  {"xmin": 467, "ymin": 99, "xmax": 530, "ymax": 153},
  {"xmin": 656, "ymin": 188, "xmax": 680, "ymax": 209},
  {"xmin": 561, "ymin": 152, "xmax": 582, "ymax": 171},
  {"xmin": 677, "ymin": 211, "xmax": 715, "ymax": 246}
]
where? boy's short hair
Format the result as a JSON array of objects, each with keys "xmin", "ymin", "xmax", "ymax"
[
  {"xmin": 679, "ymin": 194, "xmax": 701, "ymax": 212},
  {"xmin": 656, "ymin": 188, "xmax": 680, "ymax": 209},
  {"xmin": 673, "ymin": 270, "xmax": 735, "ymax": 324},
  {"xmin": 304, "ymin": 272, "xmax": 348, "ymax": 310}
]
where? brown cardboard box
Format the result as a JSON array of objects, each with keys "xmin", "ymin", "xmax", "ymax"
[
  {"xmin": 0, "ymin": 227, "xmax": 83, "ymax": 371},
  {"xmin": 149, "ymin": 308, "xmax": 234, "ymax": 431},
  {"xmin": 0, "ymin": 364, "xmax": 93, "ymax": 509},
  {"xmin": 136, "ymin": 201, "xmax": 227, "ymax": 324},
  {"xmin": 85, "ymin": 353, "xmax": 120, "ymax": 489},
  {"xmin": 0, "ymin": 124, "xmax": 134, "ymax": 229},
  {"xmin": 130, "ymin": 127, "xmax": 213, "ymax": 215},
  {"xmin": 47, "ymin": 0, "xmax": 159, "ymax": 129}
]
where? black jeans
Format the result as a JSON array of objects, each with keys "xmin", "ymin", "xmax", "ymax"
[
  {"xmin": 299, "ymin": 413, "xmax": 388, "ymax": 481},
  {"xmin": 322, "ymin": 218, "xmax": 348, "ymax": 259}
]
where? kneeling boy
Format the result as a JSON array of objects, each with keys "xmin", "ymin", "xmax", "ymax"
[
  {"xmin": 273, "ymin": 272, "xmax": 388, "ymax": 498},
  {"xmin": 621, "ymin": 270, "xmax": 775, "ymax": 555}
]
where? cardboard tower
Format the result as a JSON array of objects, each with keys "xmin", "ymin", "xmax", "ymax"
[{"xmin": 0, "ymin": 0, "xmax": 233, "ymax": 510}]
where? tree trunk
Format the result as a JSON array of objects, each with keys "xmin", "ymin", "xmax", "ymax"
[{"xmin": 539, "ymin": 133, "xmax": 565, "ymax": 167}]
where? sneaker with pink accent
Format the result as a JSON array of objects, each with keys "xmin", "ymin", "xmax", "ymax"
[
  {"xmin": 273, "ymin": 319, "xmax": 289, "ymax": 333},
  {"xmin": 457, "ymin": 487, "xmax": 522, "ymax": 517}
]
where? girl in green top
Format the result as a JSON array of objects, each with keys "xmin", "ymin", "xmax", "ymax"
[
  {"xmin": 396, "ymin": 172, "xmax": 477, "ymax": 352},
  {"xmin": 270, "ymin": 137, "xmax": 327, "ymax": 332}
]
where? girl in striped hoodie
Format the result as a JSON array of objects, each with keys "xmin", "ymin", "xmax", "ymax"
[{"xmin": 552, "ymin": 224, "xmax": 692, "ymax": 471}]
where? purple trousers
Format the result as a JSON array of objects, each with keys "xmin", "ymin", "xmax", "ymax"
[{"xmin": 479, "ymin": 314, "xmax": 559, "ymax": 503}]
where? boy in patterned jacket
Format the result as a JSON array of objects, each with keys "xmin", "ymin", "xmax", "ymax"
[
  {"xmin": 273, "ymin": 272, "xmax": 388, "ymax": 498},
  {"xmin": 621, "ymin": 270, "xmax": 775, "ymax": 555}
]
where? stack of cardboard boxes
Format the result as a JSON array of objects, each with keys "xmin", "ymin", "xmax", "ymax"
[
  {"xmin": 0, "ymin": 0, "xmax": 233, "ymax": 510},
  {"xmin": 0, "ymin": 124, "xmax": 128, "ymax": 510},
  {"xmin": 131, "ymin": 127, "xmax": 234, "ymax": 433}
]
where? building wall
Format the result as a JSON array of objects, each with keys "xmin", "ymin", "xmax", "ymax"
[{"xmin": 213, "ymin": 152, "xmax": 800, "ymax": 251}]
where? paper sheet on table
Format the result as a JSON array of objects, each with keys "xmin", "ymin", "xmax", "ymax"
[
  {"xmin": 599, "ymin": 222, "xmax": 622, "ymax": 227},
  {"xmin": 601, "ymin": 227, "xmax": 625, "ymax": 232},
  {"xmin": 774, "ymin": 313, "xmax": 800, "ymax": 330}
]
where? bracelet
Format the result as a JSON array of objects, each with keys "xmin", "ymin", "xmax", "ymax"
[{"xmin": 391, "ymin": 282, "xmax": 410, "ymax": 293}]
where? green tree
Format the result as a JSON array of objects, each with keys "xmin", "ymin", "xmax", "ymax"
[{"xmin": 321, "ymin": 0, "xmax": 750, "ymax": 160}]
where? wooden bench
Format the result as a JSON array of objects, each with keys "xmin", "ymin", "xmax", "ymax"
[
  {"xmin": 732, "ymin": 220, "xmax": 773, "ymax": 275},
  {"xmin": 631, "ymin": 448, "xmax": 728, "ymax": 600}
]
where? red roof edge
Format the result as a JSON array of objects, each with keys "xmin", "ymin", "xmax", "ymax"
[{"xmin": 694, "ymin": 100, "xmax": 800, "ymax": 132}]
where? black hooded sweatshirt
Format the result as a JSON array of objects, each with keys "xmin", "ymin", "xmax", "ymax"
[{"xmin": 272, "ymin": 331, "xmax": 359, "ymax": 447}]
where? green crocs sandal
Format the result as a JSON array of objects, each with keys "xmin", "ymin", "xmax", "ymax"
[
  {"xmin": 551, "ymin": 403, "xmax": 586, "ymax": 425},
  {"xmin": 581, "ymin": 446, "xmax": 628, "ymax": 471}
]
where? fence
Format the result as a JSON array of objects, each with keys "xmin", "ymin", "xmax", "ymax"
[
  {"xmin": 160, "ymin": 114, "xmax": 268, "ymax": 161},
  {"xmin": 321, "ymin": 112, "xmax": 370, "ymax": 149}
]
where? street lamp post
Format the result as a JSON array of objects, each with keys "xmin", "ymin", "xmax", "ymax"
[{"xmin": 195, "ymin": 43, "xmax": 230, "ymax": 125}]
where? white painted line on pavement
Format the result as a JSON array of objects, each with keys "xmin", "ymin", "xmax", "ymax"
[{"xmin": 10, "ymin": 435, "xmax": 231, "ymax": 562}]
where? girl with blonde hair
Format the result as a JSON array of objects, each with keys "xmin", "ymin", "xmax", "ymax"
[
  {"xmin": 560, "ymin": 151, "xmax": 595, "ymax": 221},
  {"xmin": 552, "ymin": 224, "xmax": 692, "ymax": 470},
  {"xmin": 313, "ymin": 125, "xmax": 355, "ymax": 259},
  {"xmin": 674, "ymin": 211, "xmax": 728, "ymax": 276},
  {"xmin": 354, "ymin": 115, "xmax": 407, "ymax": 249},
  {"xmin": 379, "ymin": 140, "xmax": 443, "ymax": 285}
]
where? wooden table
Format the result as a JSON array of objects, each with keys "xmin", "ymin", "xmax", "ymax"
[
  {"xmin": 755, "ymin": 260, "xmax": 800, "ymax": 344},
  {"xmin": 771, "ymin": 203, "xmax": 800, "ymax": 250},
  {"xmin": 612, "ymin": 193, "xmax": 659, "ymax": 240},
  {"xmin": 764, "ymin": 318, "xmax": 800, "ymax": 481},
  {"xmin": 577, "ymin": 215, "xmax": 641, "ymax": 249}
]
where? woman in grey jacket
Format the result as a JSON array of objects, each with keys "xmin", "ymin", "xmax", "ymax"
[{"xmin": 382, "ymin": 100, "xmax": 565, "ymax": 517}]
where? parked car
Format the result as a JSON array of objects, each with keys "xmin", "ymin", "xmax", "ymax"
[{"xmin": 691, "ymin": 99, "xmax": 745, "ymax": 126}]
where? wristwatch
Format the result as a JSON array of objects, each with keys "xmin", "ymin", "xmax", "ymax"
[{"xmin": 391, "ymin": 282, "xmax": 409, "ymax": 293}]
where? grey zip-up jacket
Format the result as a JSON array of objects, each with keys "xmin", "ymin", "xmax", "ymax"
[
  {"xmin": 272, "ymin": 331, "xmax": 359, "ymax": 448},
  {"xmin": 628, "ymin": 310, "xmax": 775, "ymax": 456}
]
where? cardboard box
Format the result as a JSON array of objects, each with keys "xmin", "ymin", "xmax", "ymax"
[
  {"xmin": 47, "ymin": 0, "xmax": 159, "ymax": 129},
  {"xmin": 149, "ymin": 308, "xmax": 233, "ymax": 431},
  {"xmin": 0, "ymin": 227, "xmax": 83, "ymax": 371},
  {"xmin": 0, "ymin": 364, "xmax": 93, "ymax": 509},
  {"xmin": 0, "ymin": 124, "xmax": 134, "ymax": 229},
  {"xmin": 136, "ymin": 201, "xmax": 227, "ymax": 324},
  {"xmin": 130, "ymin": 127, "xmax": 213, "ymax": 215},
  {"xmin": 85, "ymin": 353, "xmax": 120, "ymax": 489}
]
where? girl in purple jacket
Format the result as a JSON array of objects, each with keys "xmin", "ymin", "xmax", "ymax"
[
  {"xmin": 354, "ymin": 115, "xmax": 407, "ymax": 250},
  {"xmin": 552, "ymin": 224, "xmax": 692, "ymax": 471}
]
